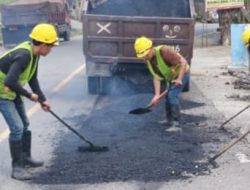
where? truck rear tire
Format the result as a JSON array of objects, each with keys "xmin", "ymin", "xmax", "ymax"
[{"xmin": 63, "ymin": 30, "xmax": 70, "ymax": 41}]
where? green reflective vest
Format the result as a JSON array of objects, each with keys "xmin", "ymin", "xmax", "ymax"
[
  {"xmin": 0, "ymin": 41, "xmax": 38, "ymax": 100},
  {"xmin": 146, "ymin": 45, "xmax": 182, "ymax": 82}
]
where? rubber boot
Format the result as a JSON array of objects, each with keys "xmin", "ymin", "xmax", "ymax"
[
  {"xmin": 22, "ymin": 130, "xmax": 44, "ymax": 168},
  {"xmin": 165, "ymin": 104, "xmax": 182, "ymax": 132},
  {"xmin": 9, "ymin": 140, "xmax": 32, "ymax": 180},
  {"xmin": 158, "ymin": 104, "xmax": 172, "ymax": 126},
  {"xmin": 165, "ymin": 103, "xmax": 172, "ymax": 125}
]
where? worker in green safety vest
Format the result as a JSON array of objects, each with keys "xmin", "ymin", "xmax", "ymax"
[
  {"xmin": 243, "ymin": 27, "xmax": 250, "ymax": 52},
  {"xmin": 0, "ymin": 23, "xmax": 58, "ymax": 181},
  {"xmin": 134, "ymin": 36, "xmax": 190, "ymax": 132}
]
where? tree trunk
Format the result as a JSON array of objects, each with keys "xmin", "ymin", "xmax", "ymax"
[{"xmin": 218, "ymin": 8, "xmax": 244, "ymax": 46}]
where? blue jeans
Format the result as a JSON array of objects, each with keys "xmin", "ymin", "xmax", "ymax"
[
  {"xmin": 165, "ymin": 73, "xmax": 190, "ymax": 106},
  {"xmin": 0, "ymin": 99, "xmax": 29, "ymax": 141}
]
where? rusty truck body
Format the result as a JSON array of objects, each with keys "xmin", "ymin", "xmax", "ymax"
[
  {"xmin": 82, "ymin": 0, "xmax": 195, "ymax": 94},
  {"xmin": 0, "ymin": 0, "xmax": 71, "ymax": 48}
]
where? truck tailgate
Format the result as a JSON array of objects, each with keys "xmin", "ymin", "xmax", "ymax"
[{"xmin": 83, "ymin": 15, "xmax": 194, "ymax": 64}]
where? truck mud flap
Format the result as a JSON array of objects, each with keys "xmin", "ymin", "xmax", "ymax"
[{"xmin": 88, "ymin": 76, "xmax": 112, "ymax": 95}]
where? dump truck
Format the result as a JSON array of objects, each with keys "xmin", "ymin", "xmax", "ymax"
[
  {"xmin": 82, "ymin": 0, "xmax": 195, "ymax": 94},
  {"xmin": 0, "ymin": 0, "xmax": 71, "ymax": 48}
]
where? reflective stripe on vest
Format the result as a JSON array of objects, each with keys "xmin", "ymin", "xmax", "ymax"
[
  {"xmin": 146, "ymin": 45, "xmax": 181, "ymax": 82},
  {"xmin": 0, "ymin": 41, "xmax": 38, "ymax": 100}
]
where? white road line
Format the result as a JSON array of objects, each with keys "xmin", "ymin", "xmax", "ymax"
[
  {"xmin": 0, "ymin": 64, "xmax": 85, "ymax": 143},
  {"xmin": 52, "ymin": 64, "xmax": 85, "ymax": 93}
]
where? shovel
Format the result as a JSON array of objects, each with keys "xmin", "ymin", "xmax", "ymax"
[
  {"xmin": 38, "ymin": 99, "xmax": 109, "ymax": 152},
  {"xmin": 219, "ymin": 103, "xmax": 250, "ymax": 130},
  {"xmin": 129, "ymin": 90, "xmax": 168, "ymax": 115},
  {"xmin": 208, "ymin": 127, "xmax": 250, "ymax": 168},
  {"xmin": 129, "ymin": 104, "xmax": 153, "ymax": 115},
  {"xmin": 48, "ymin": 109, "xmax": 109, "ymax": 152}
]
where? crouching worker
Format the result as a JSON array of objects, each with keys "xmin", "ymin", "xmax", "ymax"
[
  {"xmin": 134, "ymin": 36, "xmax": 190, "ymax": 132},
  {"xmin": 0, "ymin": 23, "xmax": 58, "ymax": 180}
]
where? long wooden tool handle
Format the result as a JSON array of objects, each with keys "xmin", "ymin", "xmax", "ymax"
[
  {"xmin": 147, "ymin": 90, "xmax": 168, "ymax": 108},
  {"xmin": 210, "ymin": 129, "xmax": 250, "ymax": 161},
  {"xmin": 49, "ymin": 109, "xmax": 94, "ymax": 146},
  {"xmin": 159, "ymin": 89, "xmax": 168, "ymax": 99},
  {"xmin": 220, "ymin": 104, "xmax": 250, "ymax": 129}
]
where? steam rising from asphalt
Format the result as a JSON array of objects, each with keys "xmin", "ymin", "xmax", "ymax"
[{"xmin": 103, "ymin": 75, "xmax": 153, "ymax": 96}]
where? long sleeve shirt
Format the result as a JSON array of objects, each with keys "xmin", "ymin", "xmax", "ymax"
[{"xmin": 0, "ymin": 48, "xmax": 46, "ymax": 102}]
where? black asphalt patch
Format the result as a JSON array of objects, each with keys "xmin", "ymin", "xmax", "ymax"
[{"xmin": 33, "ymin": 81, "xmax": 233, "ymax": 184}]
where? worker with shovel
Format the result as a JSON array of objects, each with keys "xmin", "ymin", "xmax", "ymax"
[
  {"xmin": 0, "ymin": 23, "xmax": 58, "ymax": 180},
  {"xmin": 134, "ymin": 36, "xmax": 190, "ymax": 132}
]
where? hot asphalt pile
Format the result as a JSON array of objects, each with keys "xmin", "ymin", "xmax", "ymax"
[{"xmin": 32, "ymin": 80, "xmax": 235, "ymax": 184}]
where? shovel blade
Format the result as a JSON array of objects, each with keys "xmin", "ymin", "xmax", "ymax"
[
  {"xmin": 208, "ymin": 157, "xmax": 219, "ymax": 168},
  {"xmin": 129, "ymin": 108, "xmax": 152, "ymax": 115}
]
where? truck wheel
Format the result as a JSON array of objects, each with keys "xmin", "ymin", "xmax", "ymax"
[
  {"xmin": 183, "ymin": 78, "xmax": 190, "ymax": 92},
  {"xmin": 63, "ymin": 30, "xmax": 70, "ymax": 41},
  {"xmin": 87, "ymin": 76, "xmax": 100, "ymax": 94}
]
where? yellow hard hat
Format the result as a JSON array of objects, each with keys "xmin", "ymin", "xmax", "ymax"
[
  {"xmin": 242, "ymin": 28, "xmax": 250, "ymax": 46},
  {"xmin": 134, "ymin": 36, "xmax": 153, "ymax": 58},
  {"xmin": 29, "ymin": 23, "xmax": 59, "ymax": 45}
]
